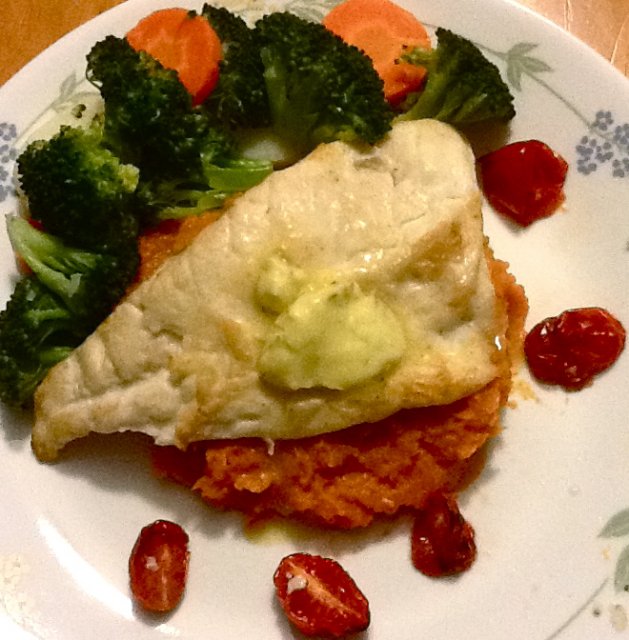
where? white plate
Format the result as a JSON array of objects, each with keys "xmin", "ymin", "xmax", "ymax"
[{"xmin": 1, "ymin": 0, "xmax": 628, "ymax": 638}]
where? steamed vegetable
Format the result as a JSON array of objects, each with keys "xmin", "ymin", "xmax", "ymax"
[
  {"xmin": 0, "ymin": 217, "xmax": 139, "ymax": 406},
  {"xmin": 86, "ymin": 34, "xmax": 272, "ymax": 223},
  {"xmin": 202, "ymin": 4, "xmax": 271, "ymax": 129},
  {"xmin": 254, "ymin": 12, "xmax": 393, "ymax": 162},
  {"xmin": 126, "ymin": 7, "xmax": 223, "ymax": 106},
  {"xmin": 397, "ymin": 27, "xmax": 515, "ymax": 125},
  {"xmin": 322, "ymin": 0, "xmax": 432, "ymax": 105},
  {"xmin": 17, "ymin": 124, "xmax": 140, "ymax": 253},
  {"xmin": 7, "ymin": 217, "xmax": 138, "ymax": 330},
  {"xmin": 0, "ymin": 276, "xmax": 77, "ymax": 406}
]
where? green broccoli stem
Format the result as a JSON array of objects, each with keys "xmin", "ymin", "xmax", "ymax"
[
  {"xmin": 150, "ymin": 158, "xmax": 273, "ymax": 221},
  {"xmin": 7, "ymin": 217, "xmax": 99, "ymax": 313},
  {"xmin": 259, "ymin": 49, "xmax": 316, "ymax": 161},
  {"xmin": 396, "ymin": 71, "xmax": 449, "ymax": 121},
  {"xmin": 394, "ymin": 48, "xmax": 455, "ymax": 122},
  {"xmin": 396, "ymin": 28, "xmax": 515, "ymax": 126},
  {"xmin": 156, "ymin": 190, "xmax": 228, "ymax": 220},
  {"xmin": 38, "ymin": 346, "xmax": 75, "ymax": 366},
  {"xmin": 202, "ymin": 158, "xmax": 273, "ymax": 192}
]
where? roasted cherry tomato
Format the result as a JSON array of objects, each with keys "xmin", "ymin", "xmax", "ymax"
[
  {"xmin": 411, "ymin": 493, "xmax": 476, "ymax": 577},
  {"xmin": 524, "ymin": 307, "xmax": 626, "ymax": 390},
  {"xmin": 478, "ymin": 139, "xmax": 568, "ymax": 226},
  {"xmin": 129, "ymin": 519, "xmax": 190, "ymax": 613},
  {"xmin": 274, "ymin": 552, "xmax": 370, "ymax": 638}
]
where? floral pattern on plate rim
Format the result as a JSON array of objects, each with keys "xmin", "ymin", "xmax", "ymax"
[
  {"xmin": 0, "ymin": 122, "xmax": 17, "ymax": 203},
  {"xmin": 486, "ymin": 40, "xmax": 629, "ymax": 178},
  {"xmin": 0, "ymin": 0, "xmax": 628, "ymax": 637}
]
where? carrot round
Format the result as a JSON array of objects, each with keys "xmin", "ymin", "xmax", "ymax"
[
  {"xmin": 126, "ymin": 8, "xmax": 222, "ymax": 105},
  {"xmin": 323, "ymin": 0, "xmax": 431, "ymax": 105}
]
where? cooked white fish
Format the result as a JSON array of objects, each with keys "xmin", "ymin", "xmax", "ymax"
[{"xmin": 33, "ymin": 120, "xmax": 499, "ymax": 461}]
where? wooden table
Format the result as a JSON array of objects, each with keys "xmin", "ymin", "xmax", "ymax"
[{"xmin": 1, "ymin": 0, "xmax": 627, "ymax": 87}]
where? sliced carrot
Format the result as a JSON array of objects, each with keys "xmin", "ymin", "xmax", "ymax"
[
  {"xmin": 126, "ymin": 8, "xmax": 222, "ymax": 105},
  {"xmin": 323, "ymin": 0, "xmax": 431, "ymax": 105}
]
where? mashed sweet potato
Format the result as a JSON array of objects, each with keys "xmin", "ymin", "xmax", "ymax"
[
  {"xmin": 142, "ymin": 217, "xmax": 527, "ymax": 528},
  {"xmin": 135, "ymin": 211, "xmax": 222, "ymax": 284}
]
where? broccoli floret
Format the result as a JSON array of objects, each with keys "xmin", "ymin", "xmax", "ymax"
[
  {"xmin": 7, "ymin": 216, "xmax": 138, "ymax": 330},
  {"xmin": 253, "ymin": 12, "xmax": 393, "ymax": 161},
  {"xmin": 86, "ymin": 35, "xmax": 234, "ymax": 177},
  {"xmin": 397, "ymin": 28, "xmax": 515, "ymax": 125},
  {"xmin": 17, "ymin": 124, "xmax": 140, "ymax": 253},
  {"xmin": 137, "ymin": 156, "xmax": 273, "ymax": 220},
  {"xmin": 0, "ymin": 276, "xmax": 79, "ymax": 406},
  {"xmin": 201, "ymin": 4, "xmax": 271, "ymax": 129},
  {"xmin": 87, "ymin": 35, "xmax": 273, "ymax": 222}
]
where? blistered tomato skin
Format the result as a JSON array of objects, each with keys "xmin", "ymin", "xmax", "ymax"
[
  {"xmin": 411, "ymin": 493, "xmax": 476, "ymax": 578},
  {"xmin": 273, "ymin": 552, "xmax": 370, "ymax": 638},
  {"xmin": 478, "ymin": 140, "xmax": 568, "ymax": 227},
  {"xmin": 129, "ymin": 520, "xmax": 190, "ymax": 613},
  {"xmin": 524, "ymin": 307, "xmax": 626, "ymax": 390}
]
